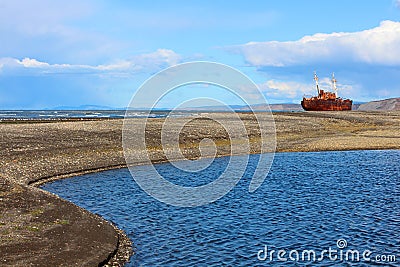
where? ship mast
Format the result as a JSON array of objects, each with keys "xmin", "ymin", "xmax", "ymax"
[
  {"xmin": 331, "ymin": 72, "xmax": 338, "ymax": 97},
  {"xmin": 314, "ymin": 71, "xmax": 320, "ymax": 95}
]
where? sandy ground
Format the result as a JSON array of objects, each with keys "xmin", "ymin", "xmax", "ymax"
[{"xmin": 1, "ymin": 111, "xmax": 399, "ymax": 266}]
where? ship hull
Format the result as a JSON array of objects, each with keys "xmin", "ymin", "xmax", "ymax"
[{"xmin": 301, "ymin": 98, "xmax": 352, "ymax": 111}]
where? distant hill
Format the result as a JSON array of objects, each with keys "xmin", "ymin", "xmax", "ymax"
[
  {"xmin": 237, "ymin": 103, "xmax": 302, "ymax": 111},
  {"xmin": 357, "ymin": 97, "xmax": 400, "ymax": 111},
  {"xmin": 268, "ymin": 104, "xmax": 302, "ymax": 111},
  {"xmin": 352, "ymin": 103, "xmax": 363, "ymax": 110},
  {"xmin": 179, "ymin": 103, "xmax": 302, "ymax": 112}
]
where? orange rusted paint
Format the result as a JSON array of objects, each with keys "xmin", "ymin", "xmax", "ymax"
[{"xmin": 301, "ymin": 73, "xmax": 353, "ymax": 111}]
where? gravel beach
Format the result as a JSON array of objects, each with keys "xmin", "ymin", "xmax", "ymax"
[{"xmin": 1, "ymin": 111, "xmax": 399, "ymax": 266}]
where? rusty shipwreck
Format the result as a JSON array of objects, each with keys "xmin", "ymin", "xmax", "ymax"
[{"xmin": 301, "ymin": 72, "xmax": 352, "ymax": 111}]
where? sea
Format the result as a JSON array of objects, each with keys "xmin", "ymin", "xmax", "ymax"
[
  {"xmin": 0, "ymin": 110, "xmax": 195, "ymax": 120},
  {"xmin": 41, "ymin": 150, "xmax": 400, "ymax": 266},
  {"xmin": 0, "ymin": 109, "xmax": 290, "ymax": 120}
]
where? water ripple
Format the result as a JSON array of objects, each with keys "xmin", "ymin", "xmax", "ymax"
[{"xmin": 41, "ymin": 150, "xmax": 400, "ymax": 266}]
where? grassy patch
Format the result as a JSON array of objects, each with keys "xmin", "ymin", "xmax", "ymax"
[
  {"xmin": 26, "ymin": 226, "xmax": 40, "ymax": 232},
  {"xmin": 55, "ymin": 219, "xmax": 69, "ymax": 225},
  {"xmin": 30, "ymin": 208, "xmax": 44, "ymax": 217}
]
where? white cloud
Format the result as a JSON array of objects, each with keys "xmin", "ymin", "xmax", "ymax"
[
  {"xmin": 0, "ymin": 49, "xmax": 181, "ymax": 75},
  {"xmin": 131, "ymin": 49, "xmax": 182, "ymax": 70},
  {"xmin": 234, "ymin": 20, "xmax": 400, "ymax": 67},
  {"xmin": 260, "ymin": 80, "xmax": 313, "ymax": 98},
  {"xmin": 95, "ymin": 61, "xmax": 133, "ymax": 71},
  {"xmin": 20, "ymin": 58, "xmax": 50, "ymax": 68},
  {"xmin": 259, "ymin": 76, "xmax": 354, "ymax": 100}
]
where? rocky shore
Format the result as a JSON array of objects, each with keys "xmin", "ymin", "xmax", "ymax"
[{"xmin": 1, "ymin": 111, "xmax": 399, "ymax": 266}]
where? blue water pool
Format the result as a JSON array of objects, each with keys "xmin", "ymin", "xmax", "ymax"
[{"xmin": 41, "ymin": 150, "xmax": 400, "ymax": 266}]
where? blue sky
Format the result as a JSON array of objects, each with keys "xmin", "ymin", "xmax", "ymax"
[{"xmin": 1, "ymin": 0, "xmax": 400, "ymax": 109}]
